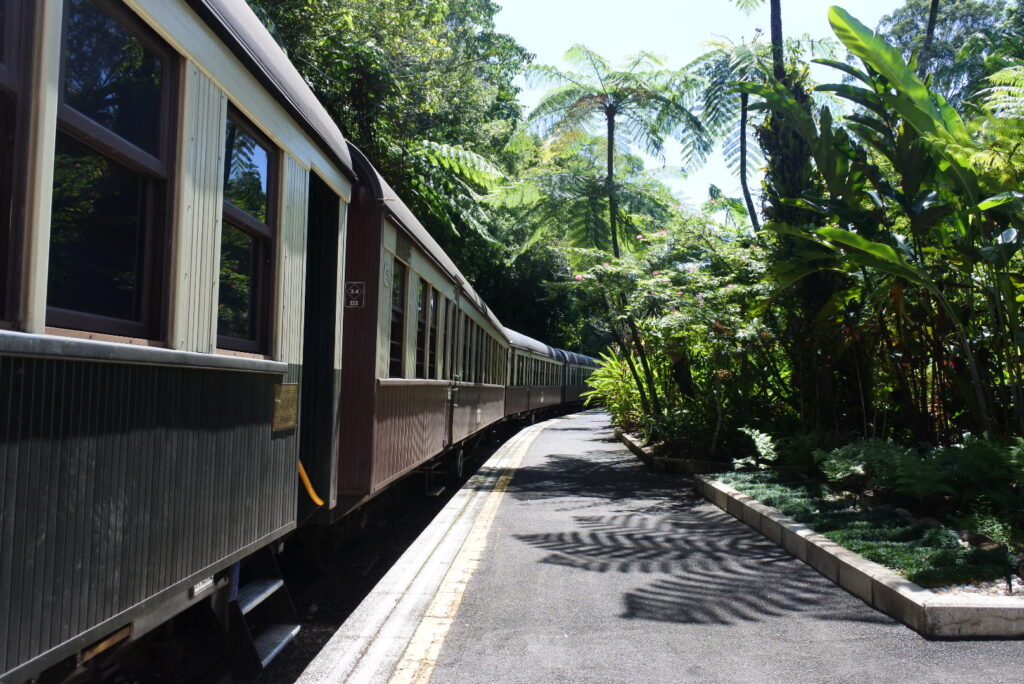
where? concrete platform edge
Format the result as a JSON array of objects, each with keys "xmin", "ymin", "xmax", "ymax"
[
  {"xmin": 695, "ymin": 476, "xmax": 1024, "ymax": 639},
  {"xmin": 297, "ymin": 420, "xmax": 553, "ymax": 683}
]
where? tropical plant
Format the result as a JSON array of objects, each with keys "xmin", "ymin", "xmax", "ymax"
[{"xmin": 528, "ymin": 45, "xmax": 706, "ymax": 258}]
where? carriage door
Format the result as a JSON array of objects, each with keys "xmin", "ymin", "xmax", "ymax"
[{"xmin": 299, "ymin": 173, "xmax": 343, "ymax": 511}]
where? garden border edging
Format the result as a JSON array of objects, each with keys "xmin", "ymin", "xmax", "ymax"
[
  {"xmin": 615, "ymin": 429, "xmax": 724, "ymax": 474},
  {"xmin": 695, "ymin": 476, "xmax": 1024, "ymax": 638}
]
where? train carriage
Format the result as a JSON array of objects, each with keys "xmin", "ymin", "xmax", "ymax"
[
  {"xmin": 330, "ymin": 144, "xmax": 511, "ymax": 518},
  {"xmin": 0, "ymin": 0, "xmax": 597, "ymax": 681},
  {"xmin": 0, "ymin": 0, "xmax": 353, "ymax": 680}
]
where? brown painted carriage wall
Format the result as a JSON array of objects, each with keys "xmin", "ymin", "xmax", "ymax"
[
  {"xmin": 564, "ymin": 385, "xmax": 586, "ymax": 403},
  {"xmin": 0, "ymin": 355, "xmax": 296, "ymax": 680},
  {"xmin": 370, "ymin": 379, "xmax": 448, "ymax": 492},
  {"xmin": 336, "ymin": 192, "xmax": 384, "ymax": 499},
  {"xmin": 504, "ymin": 386, "xmax": 529, "ymax": 416},
  {"xmin": 529, "ymin": 385, "xmax": 564, "ymax": 411},
  {"xmin": 452, "ymin": 383, "xmax": 505, "ymax": 443}
]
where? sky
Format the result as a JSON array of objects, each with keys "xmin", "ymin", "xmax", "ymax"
[{"xmin": 493, "ymin": 0, "xmax": 906, "ymax": 206}]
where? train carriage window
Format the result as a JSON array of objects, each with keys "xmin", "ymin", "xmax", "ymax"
[
  {"xmin": 415, "ymin": 279, "xmax": 426, "ymax": 378},
  {"xmin": 0, "ymin": 0, "xmax": 21, "ymax": 320},
  {"xmin": 478, "ymin": 332, "xmax": 484, "ymax": 384},
  {"xmin": 477, "ymin": 326, "xmax": 484, "ymax": 383},
  {"xmin": 462, "ymin": 316, "xmax": 470, "ymax": 382},
  {"xmin": 388, "ymin": 260, "xmax": 407, "ymax": 377},
  {"xmin": 428, "ymin": 288, "xmax": 438, "ymax": 378},
  {"xmin": 48, "ymin": 0, "xmax": 176, "ymax": 338},
  {"xmin": 484, "ymin": 334, "xmax": 490, "ymax": 384},
  {"xmin": 446, "ymin": 299, "xmax": 454, "ymax": 379},
  {"xmin": 218, "ymin": 111, "xmax": 276, "ymax": 351}
]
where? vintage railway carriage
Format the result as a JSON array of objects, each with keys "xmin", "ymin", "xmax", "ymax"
[
  {"xmin": 0, "ymin": 0, "xmax": 600, "ymax": 681},
  {"xmin": 504, "ymin": 329, "xmax": 598, "ymax": 415},
  {"xmin": 562, "ymin": 350, "xmax": 598, "ymax": 404},
  {"xmin": 0, "ymin": 0, "xmax": 352, "ymax": 680},
  {"xmin": 332, "ymin": 145, "xmax": 510, "ymax": 518}
]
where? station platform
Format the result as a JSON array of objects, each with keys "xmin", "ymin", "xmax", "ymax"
[{"xmin": 297, "ymin": 411, "xmax": 1024, "ymax": 683}]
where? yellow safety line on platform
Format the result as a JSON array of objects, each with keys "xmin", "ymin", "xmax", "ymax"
[{"xmin": 388, "ymin": 418, "xmax": 558, "ymax": 684}]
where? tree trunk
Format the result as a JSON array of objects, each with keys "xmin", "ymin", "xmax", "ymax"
[
  {"xmin": 625, "ymin": 315, "xmax": 663, "ymax": 417},
  {"xmin": 610, "ymin": 322, "xmax": 651, "ymax": 417},
  {"xmin": 770, "ymin": 0, "xmax": 785, "ymax": 83},
  {"xmin": 739, "ymin": 92, "xmax": 760, "ymax": 232},
  {"xmin": 606, "ymin": 109, "xmax": 620, "ymax": 258},
  {"xmin": 922, "ymin": 0, "xmax": 940, "ymax": 74}
]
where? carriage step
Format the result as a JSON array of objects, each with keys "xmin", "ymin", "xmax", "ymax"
[
  {"xmin": 237, "ymin": 578, "xmax": 285, "ymax": 615},
  {"xmin": 254, "ymin": 623, "xmax": 300, "ymax": 667},
  {"xmin": 426, "ymin": 485, "xmax": 446, "ymax": 497}
]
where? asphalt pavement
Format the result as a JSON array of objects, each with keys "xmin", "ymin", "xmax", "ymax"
[{"xmin": 425, "ymin": 411, "xmax": 1024, "ymax": 684}]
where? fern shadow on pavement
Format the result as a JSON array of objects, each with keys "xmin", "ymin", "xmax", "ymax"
[{"xmin": 503, "ymin": 429, "xmax": 894, "ymax": 628}]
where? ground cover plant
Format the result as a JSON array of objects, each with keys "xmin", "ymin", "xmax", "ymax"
[{"xmin": 718, "ymin": 470, "xmax": 1012, "ymax": 587}]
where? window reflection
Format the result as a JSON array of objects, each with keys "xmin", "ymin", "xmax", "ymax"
[
  {"xmin": 48, "ymin": 132, "xmax": 145, "ymax": 321},
  {"xmin": 389, "ymin": 262, "xmax": 406, "ymax": 377},
  {"xmin": 224, "ymin": 119, "xmax": 268, "ymax": 222},
  {"xmin": 218, "ymin": 223, "xmax": 257, "ymax": 341},
  {"xmin": 0, "ymin": 1, "xmax": 6, "ymax": 62},
  {"xmin": 63, "ymin": 0, "xmax": 163, "ymax": 156}
]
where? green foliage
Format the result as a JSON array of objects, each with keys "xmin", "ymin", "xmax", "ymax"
[
  {"xmin": 721, "ymin": 471, "xmax": 1011, "ymax": 586},
  {"xmin": 735, "ymin": 427, "xmax": 778, "ymax": 469},
  {"xmin": 877, "ymin": 0, "xmax": 1010, "ymax": 106},
  {"xmin": 582, "ymin": 347, "xmax": 646, "ymax": 432}
]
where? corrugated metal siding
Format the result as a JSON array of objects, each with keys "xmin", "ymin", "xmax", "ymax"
[
  {"xmin": 451, "ymin": 384, "xmax": 505, "ymax": 444},
  {"xmin": 371, "ymin": 381, "xmax": 447, "ymax": 492},
  {"xmin": 0, "ymin": 356, "xmax": 296, "ymax": 678},
  {"xmin": 275, "ymin": 154, "xmax": 309, "ymax": 365},
  {"xmin": 169, "ymin": 65, "xmax": 227, "ymax": 353}
]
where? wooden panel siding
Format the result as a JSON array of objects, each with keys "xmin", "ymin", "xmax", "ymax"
[
  {"xmin": 0, "ymin": 355, "xmax": 296, "ymax": 679},
  {"xmin": 370, "ymin": 380, "xmax": 448, "ymax": 492},
  {"xmin": 529, "ymin": 385, "xmax": 563, "ymax": 411},
  {"xmin": 504, "ymin": 386, "xmax": 528, "ymax": 416},
  {"xmin": 19, "ymin": 0, "xmax": 63, "ymax": 333},
  {"xmin": 452, "ymin": 384, "xmax": 505, "ymax": 444},
  {"xmin": 169, "ymin": 64, "xmax": 227, "ymax": 353},
  {"xmin": 275, "ymin": 154, "xmax": 308, "ymax": 364}
]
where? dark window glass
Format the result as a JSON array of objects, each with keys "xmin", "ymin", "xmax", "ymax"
[
  {"xmin": 476, "ymin": 327, "xmax": 483, "ymax": 383},
  {"xmin": 218, "ymin": 113, "xmax": 273, "ymax": 351},
  {"xmin": 217, "ymin": 223, "xmax": 257, "ymax": 340},
  {"xmin": 63, "ymin": 0, "xmax": 163, "ymax": 156},
  {"xmin": 48, "ymin": 132, "xmax": 148, "ymax": 321},
  {"xmin": 224, "ymin": 119, "xmax": 268, "ymax": 222},
  {"xmin": 415, "ymin": 280, "xmax": 426, "ymax": 378},
  {"xmin": 443, "ymin": 300, "xmax": 452, "ymax": 379},
  {"xmin": 0, "ymin": 94, "xmax": 11, "ymax": 315},
  {"xmin": 462, "ymin": 319, "xmax": 470, "ymax": 382},
  {"xmin": 389, "ymin": 261, "xmax": 406, "ymax": 378},
  {"xmin": 428, "ymin": 289, "xmax": 438, "ymax": 379},
  {"xmin": 0, "ymin": 1, "xmax": 6, "ymax": 62}
]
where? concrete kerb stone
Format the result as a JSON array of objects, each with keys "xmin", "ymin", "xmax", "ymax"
[
  {"xmin": 693, "ymin": 476, "xmax": 1024, "ymax": 638},
  {"xmin": 805, "ymin": 535, "xmax": 842, "ymax": 583},
  {"xmin": 924, "ymin": 595, "xmax": 1024, "ymax": 638},
  {"xmin": 871, "ymin": 574, "xmax": 930, "ymax": 634}
]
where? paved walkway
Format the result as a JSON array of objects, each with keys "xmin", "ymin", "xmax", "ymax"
[{"xmin": 302, "ymin": 411, "xmax": 1024, "ymax": 683}]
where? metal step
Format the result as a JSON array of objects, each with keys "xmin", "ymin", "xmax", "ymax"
[
  {"xmin": 236, "ymin": 578, "xmax": 285, "ymax": 616},
  {"xmin": 254, "ymin": 623, "xmax": 300, "ymax": 668},
  {"xmin": 426, "ymin": 485, "xmax": 446, "ymax": 497}
]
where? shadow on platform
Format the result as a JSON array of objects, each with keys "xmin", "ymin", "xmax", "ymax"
[{"xmin": 499, "ymin": 425, "xmax": 894, "ymax": 628}]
